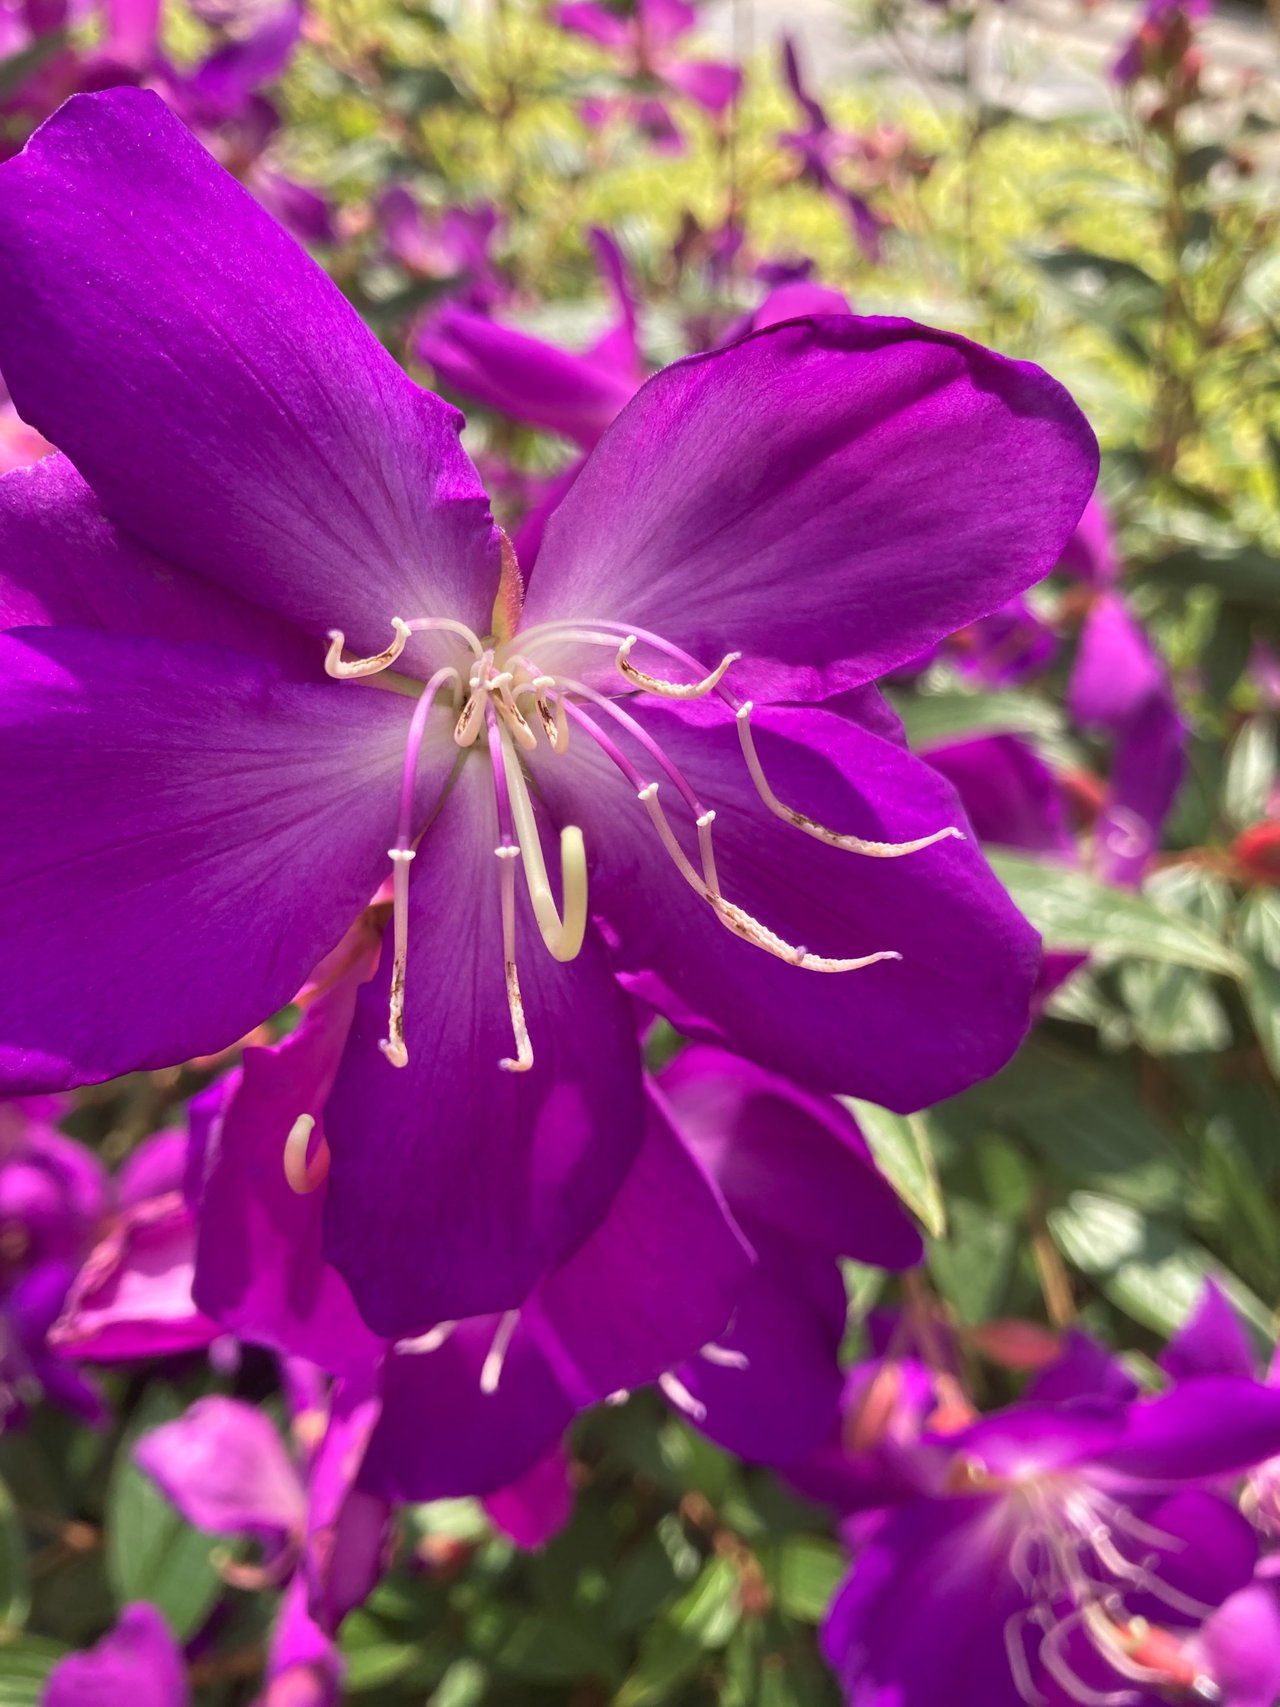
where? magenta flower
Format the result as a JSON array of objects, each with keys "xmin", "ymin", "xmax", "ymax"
[
  {"xmin": 822, "ymin": 1358, "xmax": 1280, "ymax": 1706},
  {"xmin": 779, "ymin": 37, "xmax": 885, "ymax": 261},
  {"xmin": 43, "ymin": 1602, "xmax": 188, "ymax": 1707},
  {"xmin": 376, "ymin": 187, "xmax": 504, "ymax": 303},
  {"xmin": 554, "ymin": 0, "xmax": 741, "ymax": 142},
  {"xmin": 0, "ymin": 90, "xmax": 1095, "ymax": 1334}
]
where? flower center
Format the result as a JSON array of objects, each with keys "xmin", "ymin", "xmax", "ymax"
[{"xmin": 318, "ymin": 606, "xmax": 964, "ymax": 1085}]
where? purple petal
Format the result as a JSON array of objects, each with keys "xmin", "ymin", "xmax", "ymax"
[
  {"xmin": 749, "ymin": 281, "xmax": 852, "ymax": 330},
  {"xmin": 482, "ymin": 1443, "xmax": 575, "ymax": 1550},
  {"xmin": 51, "ymin": 1191, "xmax": 221, "ymax": 1362},
  {"xmin": 0, "ymin": 458, "xmax": 312, "ymax": 671},
  {"xmin": 524, "ymin": 1083, "xmax": 754, "ymax": 1401},
  {"xmin": 1096, "ymin": 684, "xmax": 1186, "ymax": 888},
  {"xmin": 659, "ymin": 1045, "xmax": 922, "ymax": 1266},
  {"xmin": 0, "ymin": 90, "xmax": 500, "ymax": 657},
  {"xmin": 676, "ymin": 1235, "xmax": 848, "ymax": 1464},
  {"xmin": 1057, "ymin": 493, "xmax": 1119, "ymax": 586},
  {"xmin": 924, "ymin": 734, "xmax": 1075, "ymax": 859},
  {"xmin": 661, "ymin": 57, "xmax": 742, "ymax": 114},
  {"xmin": 415, "ymin": 303, "xmax": 638, "ymax": 451},
  {"xmin": 190, "ymin": 920, "xmax": 384, "ymax": 1376},
  {"xmin": 358, "ymin": 1317, "xmax": 575, "ymax": 1500},
  {"xmin": 44, "ymin": 1603, "xmax": 189, "ymax": 1707},
  {"xmin": 183, "ymin": 1, "xmax": 300, "ymax": 121},
  {"xmin": 0, "ymin": 628, "xmax": 435, "ymax": 1092},
  {"xmin": 521, "ymin": 316, "xmax": 1098, "ymax": 702},
  {"xmin": 136, "ymin": 1395, "xmax": 305, "ymax": 1546},
  {"xmin": 300, "ymin": 1372, "xmax": 390, "ymax": 1631},
  {"xmin": 535, "ymin": 700, "xmax": 1040, "ymax": 1111},
  {"xmin": 1160, "ymin": 1281, "xmax": 1258, "ymax": 1384},
  {"xmin": 1068, "ymin": 593, "xmax": 1165, "ymax": 729},
  {"xmin": 1096, "ymin": 1378, "xmax": 1280, "ymax": 1483},
  {"xmin": 949, "ymin": 1401, "xmax": 1126, "ymax": 1479},
  {"xmin": 117, "ymin": 1130, "xmax": 188, "ymax": 1209},
  {"xmin": 323, "ymin": 760, "xmax": 645, "ymax": 1335},
  {"xmin": 1024, "ymin": 1329, "xmax": 1141, "ymax": 1405},
  {"xmin": 262, "ymin": 1576, "xmax": 343, "ymax": 1707},
  {"xmin": 1190, "ymin": 1580, "xmax": 1280, "ymax": 1707},
  {"xmin": 822, "ymin": 1499, "xmax": 1024, "ymax": 1707},
  {"xmin": 552, "ymin": 2, "xmax": 631, "ymax": 51}
]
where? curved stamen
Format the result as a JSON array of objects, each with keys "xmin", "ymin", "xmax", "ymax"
[
  {"xmin": 658, "ymin": 1371, "xmax": 707, "ymax": 1422},
  {"xmin": 1038, "ymin": 1613, "xmax": 1142, "ymax": 1707},
  {"xmin": 498, "ymin": 726, "xmax": 588, "ymax": 963},
  {"xmin": 480, "ymin": 1309, "xmax": 520, "ymax": 1395},
  {"xmin": 515, "ymin": 621, "xmax": 741, "ymax": 711},
  {"xmin": 699, "ymin": 1343, "xmax": 749, "ymax": 1369},
  {"xmin": 382, "ymin": 666, "xmax": 464, "ymax": 1069},
  {"xmin": 325, "ymin": 617, "xmax": 411, "ymax": 679},
  {"xmin": 636, "ymin": 780, "xmax": 901, "ymax": 973},
  {"xmin": 489, "ymin": 711, "xmax": 534, "ymax": 1072},
  {"xmin": 616, "ymin": 634, "xmax": 741, "ymax": 698},
  {"xmin": 736, "ymin": 701, "xmax": 964, "ymax": 858},
  {"xmin": 283, "ymin": 1114, "xmax": 330, "ymax": 1194}
]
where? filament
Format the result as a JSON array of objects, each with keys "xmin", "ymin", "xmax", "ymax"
[
  {"xmin": 736, "ymin": 701, "xmax": 964, "ymax": 858},
  {"xmin": 396, "ymin": 1320, "xmax": 458, "ymax": 1354},
  {"xmin": 700, "ymin": 1343, "xmax": 749, "ymax": 1369},
  {"xmin": 498, "ymin": 727, "xmax": 588, "ymax": 963},
  {"xmin": 283, "ymin": 1114, "xmax": 330, "ymax": 1194},
  {"xmin": 480, "ymin": 1310, "xmax": 520, "ymax": 1395}
]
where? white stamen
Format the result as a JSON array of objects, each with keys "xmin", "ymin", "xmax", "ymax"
[
  {"xmin": 283, "ymin": 1114, "xmax": 329, "ymax": 1194},
  {"xmin": 380, "ymin": 847, "xmax": 415, "ymax": 1068},
  {"xmin": 396, "ymin": 1320, "xmax": 458, "ymax": 1354},
  {"xmin": 495, "ymin": 845, "xmax": 533, "ymax": 1072},
  {"xmin": 480, "ymin": 1309, "xmax": 520, "ymax": 1395},
  {"xmin": 324, "ymin": 617, "xmax": 411, "ymax": 679},
  {"xmin": 637, "ymin": 783, "xmax": 901, "ymax": 974},
  {"xmin": 699, "ymin": 1343, "xmax": 749, "ymax": 1370},
  {"xmin": 736, "ymin": 701, "xmax": 964, "ymax": 857},
  {"xmin": 500, "ymin": 729, "xmax": 588, "ymax": 962},
  {"xmin": 658, "ymin": 1372, "xmax": 707, "ymax": 1422},
  {"xmin": 616, "ymin": 634, "xmax": 741, "ymax": 698}
]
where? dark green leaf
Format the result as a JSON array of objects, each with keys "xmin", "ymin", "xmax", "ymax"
[{"xmin": 842, "ymin": 1100, "xmax": 946, "ymax": 1237}]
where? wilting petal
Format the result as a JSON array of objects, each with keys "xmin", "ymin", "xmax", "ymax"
[
  {"xmin": 822, "ymin": 1499, "xmax": 1024, "ymax": 1707},
  {"xmin": 44, "ymin": 1603, "xmax": 189, "ymax": 1707},
  {"xmin": 0, "ymin": 90, "xmax": 500, "ymax": 657},
  {"xmin": 537, "ymin": 700, "xmax": 1039, "ymax": 1110},
  {"xmin": 677, "ymin": 1236, "xmax": 848, "ymax": 1464},
  {"xmin": 358, "ymin": 1317, "xmax": 575, "ymax": 1500},
  {"xmin": 0, "ymin": 459, "xmax": 313, "ymax": 670},
  {"xmin": 0, "ymin": 627, "xmax": 438, "ymax": 1092},
  {"xmin": 136, "ymin": 1395, "xmax": 306, "ymax": 1547},
  {"xmin": 1096, "ymin": 1378, "xmax": 1280, "ymax": 1483},
  {"xmin": 190, "ymin": 919, "xmax": 384, "ymax": 1376},
  {"xmin": 522, "ymin": 316, "xmax": 1097, "ymax": 701},
  {"xmin": 924, "ymin": 734, "xmax": 1074, "ymax": 860},
  {"xmin": 416, "ymin": 304, "xmax": 638, "ymax": 451},
  {"xmin": 482, "ymin": 1444, "xmax": 575, "ymax": 1550},
  {"xmin": 324, "ymin": 760, "xmax": 645, "ymax": 1335},
  {"xmin": 524, "ymin": 1084, "xmax": 753, "ymax": 1401},
  {"xmin": 1160, "ymin": 1281, "xmax": 1258, "ymax": 1383},
  {"xmin": 658, "ymin": 1045, "xmax": 922, "ymax": 1267}
]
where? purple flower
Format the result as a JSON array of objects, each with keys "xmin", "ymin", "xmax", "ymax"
[
  {"xmin": 779, "ymin": 37, "xmax": 885, "ymax": 261},
  {"xmin": 1113, "ymin": 0, "xmax": 1212, "ymax": 86},
  {"xmin": 376, "ymin": 188, "xmax": 503, "ymax": 303},
  {"xmin": 43, "ymin": 1602, "xmax": 188, "ymax": 1707},
  {"xmin": 0, "ymin": 1098, "xmax": 106, "ymax": 1423},
  {"xmin": 923, "ymin": 734, "xmax": 1075, "ymax": 862},
  {"xmin": 554, "ymin": 0, "xmax": 741, "ymax": 145},
  {"xmin": 0, "ymin": 91, "xmax": 1095, "ymax": 1335},
  {"xmin": 822, "ymin": 1358, "xmax": 1280, "ymax": 1706},
  {"xmin": 51, "ymin": 1127, "xmax": 223, "ymax": 1362}
]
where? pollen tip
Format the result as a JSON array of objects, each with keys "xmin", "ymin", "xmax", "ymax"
[
  {"xmin": 387, "ymin": 847, "xmax": 416, "ymax": 863},
  {"xmin": 696, "ymin": 809, "xmax": 716, "ymax": 828},
  {"xmin": 736, "ymin": 699, "xmax": 754, "ymax": 718},
  {"xmin": 637, "ymin": 781, "xmax": 659, "ymax": 801},
  {"xmin": 379, "ymin": 1038, "xmax": 409, "ymax": 1068}
]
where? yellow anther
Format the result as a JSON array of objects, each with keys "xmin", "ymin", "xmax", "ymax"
[
  {"xmin": 324, "ymin": 617, "xmax": 411, "ymax": 679},
  {"xmin": 616, "ymin": 634, "xmax": 741, "ymax": 698},
  {"xmin": 283, "ymin": 1114, "xmax": 330, "ymax": 1194}
]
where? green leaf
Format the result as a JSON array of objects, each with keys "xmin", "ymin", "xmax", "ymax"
[
  {"xmin": 1048, "ymin": 1192, "xmax": 1271, "ymax": 1337},
  {"xmin": 105, "ymin": 1387, "xmax": 224, "ymax": 1640},
  {"xmin": 928, "ymin": 1198, "xmax": 1018, "ymax": 1323},
  {"xmin": 0, "ymin": 1480, "xmax": 29, "ymax": 1643},
  {"xmin": 1141, "ymin": 547, "xmax": 1280, "ymax": 608},
  {"xmin": 1116, "ymin": 961, "xmax": 1231, "ymax": 1056},
  {"xmin": 1238, "ymin": 891, "xmax": 1280, "ymax": 1076},
  {"xmin": 1222, "ymin": 716, "xmax": 1277, "ymax": 830},
  {"xmin": 761, "ymin": 1536, "xmax": 845, "ymax": 1624},
  {"xmin": 890, "ymin": 690, "xmax": 1060, "ymax": 750},
  {"xmin": 841, "ymin": 1099, "xmax": 946, "ymax": 1237},
  {"xmin": 614, "ymin": 1559, "xmax": 740, "ymax": 1707},
  {"xmin": 987, "ymin": 853, "xmax": 1245, "ymax": 976},
  {"xmin": 0, "ymin": 1636, "xmax": 68, "ymax": 1707}
]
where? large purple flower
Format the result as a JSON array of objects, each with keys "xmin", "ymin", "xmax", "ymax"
[{"xmin": 0, "ymin": 90, "xmax": 1095, "ymax": 1335}]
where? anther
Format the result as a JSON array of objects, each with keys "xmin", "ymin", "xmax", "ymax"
[
  {"xmin": 380, "ymin": 847, "xmax": 415, "ymax": 1069},
  {"xmin": 495, "ymin": 845, "xmax": 534, "ymax": 1072},
  {"xmin": 396, "ymin": 1320, "xmax": 457, "ymax": 1354},
  {"xmin": 700, "ymin": 1343, "xmax": 749, "ymax": 1369},
  {"xmin": 480, "ymin": 1310, "xmax": 520, "ymax": 1395},
  {"xmin": 616, "ymin": 634, "xmax": 741, "ymax": 698},
  {"xmin": 324, "ymin": 617, "xmax": 411, "ymax": 679},
  {"xmin": 736, "ymin": 701, "xmax": 965, "ymax": 857},
  {"xmin": 283, "ymin": 1114, "xmax": 330, "ymax": 1194},
  {"xmin": 658, "ymin": 1371, "xmax": 707, "ymax": 1422}
]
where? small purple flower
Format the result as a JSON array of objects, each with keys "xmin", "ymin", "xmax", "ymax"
[
  {"xmin": 779, "ymin": 37, "xmax": 885, "ymax": 261},
  {"xmin": 0, "ymin": 91, "xmax": 1095, "ymax": 1336},
  {"xmin": 555, "ymin": 0, "xmax": 741, "ymax": 141},
  {"xmin": 376, "ymin": 188, "xmax": 503, "ymax": 303},
  {"xmin": 43, "ymin": 1602, "xmax": 188, "ymax": 1707},
  {"xmin": 821, "ymin": 1318, "xmax": 1280, "ymax": 1707}
]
